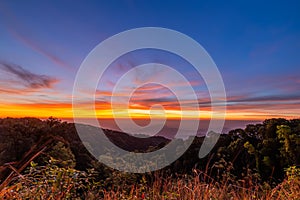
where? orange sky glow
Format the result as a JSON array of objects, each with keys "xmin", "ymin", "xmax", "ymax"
[
  {"xmin": 0, "ymin": 1, "xmax": 299, "ymax": 128},
  {"xmin": 0, "ymin": 101, "xmax": 298, "ymax": 121}
]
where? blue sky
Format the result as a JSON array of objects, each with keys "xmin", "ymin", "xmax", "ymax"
[{"xmin": 0, "ymin": 0, "xmax": 299, "ymax": 120}]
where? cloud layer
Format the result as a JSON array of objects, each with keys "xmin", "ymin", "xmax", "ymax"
[{"xmin": 0, "ymin": 62, "xmax": 58, "ymax": 94}]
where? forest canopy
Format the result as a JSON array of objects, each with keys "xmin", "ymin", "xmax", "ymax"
[{"xmin": 0, "ymin": 117, "xmax": 299, "ymax": 199}]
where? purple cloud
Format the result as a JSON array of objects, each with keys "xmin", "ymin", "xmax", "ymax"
[{"xmin": 0, "ymin": 62, "xmax": 58, "ymax": 90}]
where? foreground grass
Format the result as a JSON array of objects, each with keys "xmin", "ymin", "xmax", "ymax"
[
  {"xmin": 100, "ymin": 177, "xmax": 299, "ymax": 200},
  {"xmin": 0, "ymin": 164, "xmax": 299, "ymax": 200}
]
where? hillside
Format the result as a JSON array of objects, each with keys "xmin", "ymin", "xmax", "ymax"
[{"xmin": 0, "ymin": 117, "xmax": 299, "ymax": 199}]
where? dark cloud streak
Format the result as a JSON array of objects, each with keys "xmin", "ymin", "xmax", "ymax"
[
  {"xmin": 0, "ymin": 62, "xmax": 58, "ymax": 90},
  {"xmin": 228, "ymin": 94, "xmax": 300, "ymax": 103}
]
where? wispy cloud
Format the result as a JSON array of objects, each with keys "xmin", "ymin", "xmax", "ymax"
[
  {"xmin": 0, "ymin": 62, "xmax": 58, "ymax": 92},
  {"xmin": 0, "ymin": 4, "xmax": 73, "ymax": 71},
  {"xmin": 8, "ymin": 29, "xmax": 74, "ymax": 71},
  {"xmin": 227, "ymin": 94, "xmax": 300, "ymax": 103}
]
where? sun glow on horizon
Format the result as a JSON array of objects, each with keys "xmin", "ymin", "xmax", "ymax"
[{"xmin": 0, "ymin": 102, "xmax": 299, "ymax": 121}]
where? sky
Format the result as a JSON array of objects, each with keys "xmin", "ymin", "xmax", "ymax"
[{"xmin": 0, "ymin": 0, "xmax": 299, "ymax": 122}]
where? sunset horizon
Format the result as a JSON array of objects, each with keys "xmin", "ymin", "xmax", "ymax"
[
  {"xmin": 0, "ymin": 1, "xmax": 299, "ymax": 199},
  {"xmin": 1, "ymin": 1, "xmax": 299, "ymax": 123},
  {"xmin": 0, "ymin": 0, "xmax": 299, "ymax": 154}
]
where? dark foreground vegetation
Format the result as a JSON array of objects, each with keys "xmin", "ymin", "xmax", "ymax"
[{"xmin": 0, "ymin": 117, "xmax": 299, "ymax": 199}]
